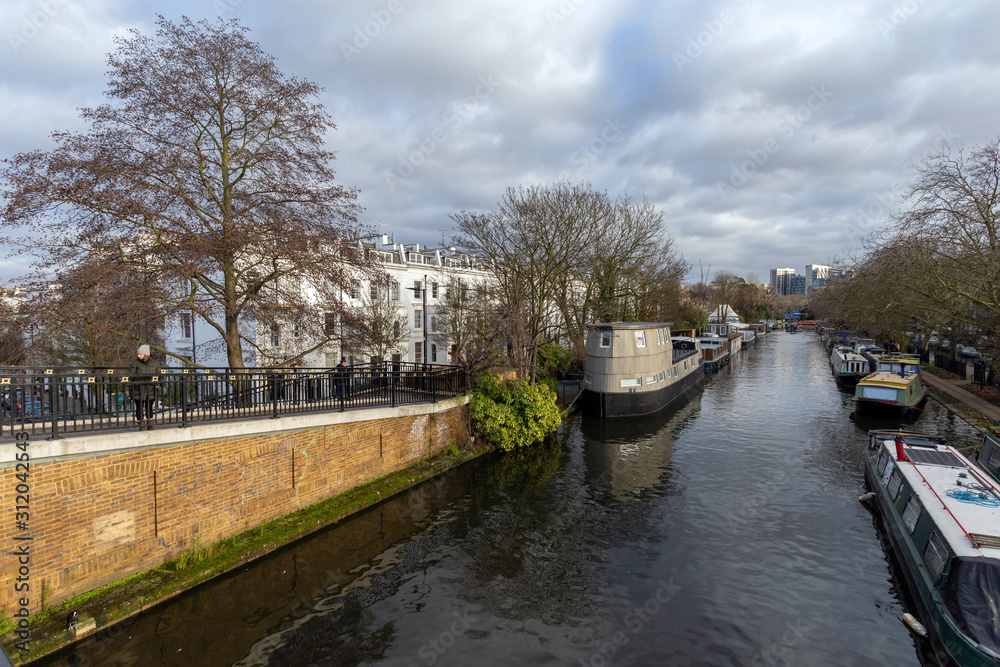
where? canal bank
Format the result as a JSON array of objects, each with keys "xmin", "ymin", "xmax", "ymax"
[
  {"xmin": 1, "ymin": 398, "xmax": 481, "ymax": 665},
  {"xmin": 919, "ymin": 366, "xmax": 1000, "ymax": 429}
]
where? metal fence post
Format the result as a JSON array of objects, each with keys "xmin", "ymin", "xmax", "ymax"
[
  {"xmin": 180, "ymin": 373, "xmax": 188, "ymax": 428},
  {"xmin": 48, "ymin": 373, "xmax": 59, "ymax": 440},
  {"xmin": 271, "ymin": 372, "xmax": 278, "ymax": 419}
]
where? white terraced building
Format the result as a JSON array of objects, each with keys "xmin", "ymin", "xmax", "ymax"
[{"xmin": 163, "ymin": 234, "xmax": 491, "ymax": 369}]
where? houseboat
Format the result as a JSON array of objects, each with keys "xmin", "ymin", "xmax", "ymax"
[
  {"xmin": 864, "ymin": 430, "xmax": 1000, "ymax": 666},
  {"xmin": 696, "ymin": 333, "xmax": 731, "ymax": 371},
  {"xmin": 854, "ymin": 355, "xmax": 927, "ymax": 415},
  {"xmin": 830, "ymin": 344, "xmax": 868, "ymax": 384},
  {"xmin": 580, "ymin": 322, "xmax": 704, "ymax": 418}
]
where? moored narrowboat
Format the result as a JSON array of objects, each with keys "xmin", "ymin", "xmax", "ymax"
[
  {"xmin": 831, "ymin": 344, "xmax": 868, "ymax": 384},
  {"xmin": 854, "ymin": 355, "xmax": 927, "ymax": 415},
  {"xmin": 580, "ymin": 322, "xmax": 704, "ymax": 418},
  {"xmin": 864, "ymin": 430, "xmax": 1000, "ymax": 666}
]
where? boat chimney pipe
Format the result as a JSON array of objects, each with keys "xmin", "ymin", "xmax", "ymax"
[{"xmin": 894, "ymin": 436, "xmax": 909, "ymax": 462}]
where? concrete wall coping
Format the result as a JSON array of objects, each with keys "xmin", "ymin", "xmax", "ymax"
[{"xmin": 3, "ymin": 395, "xmax": 470, "ymax": 466}]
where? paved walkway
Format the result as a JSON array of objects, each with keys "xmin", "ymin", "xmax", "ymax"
[{"xmin": 921, "ymin": 371, "xmax": 1000, "ymax": 423}]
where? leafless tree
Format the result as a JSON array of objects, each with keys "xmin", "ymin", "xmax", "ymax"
[
  {"xmin": 342, "ymin": 279, "xmax": 410, "ymax": 363},
  {"xmin": 1, "ymin": 16, "xmax": 378, "ymax": 369},
  {"xmin": 453, "ymin": 183, "xmax": 606, "ymax": 379}
]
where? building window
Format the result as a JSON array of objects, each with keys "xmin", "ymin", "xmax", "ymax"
[
  {"xmin": 270, "ymin": 323, "xmax": 280, "ymax": 347},
  {"xmin": 370, "ymin": 283, "xmax": 379, "ymax": 301},
  {"xmin": 430, "ymin": 315, "xmax": 438, "ymax": 332},
  {"xmin": 324, "ymin": 312, "xmax": 337, "ymax": 336},
  {"xmin": 179, "ymin": 313, "xmax": 192, "ymax": 340},
  {"xmin": 415, "ymin": 341, "xmax": 422, "ymax": 363},
  {"xmin": 635, "ymin": 331, "xmax": 646, "ymax": 348},
  {"xmin": 414, "ymin": 310, "xmax": 422, "ymax": 329},
  {"xmin": 432, "ymin": 282, "xmax": 439, "ymax": 299},
  {"xmin": 432, "ymin": 344, "xmax": 438, "ymax": 362},
  {"xmin": 620, "ymin": 378, "xmax": 641, "ymax": 387},
  {"xmin": 600, "ymin": 332, "xmax": 612, "ymax": 348},
  {"xmin": 393, "ymin": 321, "xmax": 400, "ymax": 338},
  {"xmin": 350, "ymin": 282, "xmax": 360, "ymax": 300},
  {"xmin": 390, "ymin": 282, "xmax": 400, "ymax": 301},
  {"xmin": 413, "ymin": 281, "xmax": 422, "ymax": 299}
]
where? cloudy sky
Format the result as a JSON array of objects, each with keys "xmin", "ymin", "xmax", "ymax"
[{"xmin": 2, "ymin": 0, "xmax": 998, "ymax": 285}]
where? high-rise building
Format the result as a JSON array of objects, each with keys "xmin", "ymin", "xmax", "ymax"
[
  {"xmin": 770, "ymin": 268, "xmax": 796, "ymax": 295},
  {"xmin": 805, "ymin": 264, "xmax": 830, "ymax": 294},
  {"xmin": 806, "ymin": 264, "xmax": 851, "ymax": 294}
]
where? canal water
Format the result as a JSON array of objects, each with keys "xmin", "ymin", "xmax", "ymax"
[{"xmin": 39, "ymin": 333, "xmax": 984, "ymax": 666}]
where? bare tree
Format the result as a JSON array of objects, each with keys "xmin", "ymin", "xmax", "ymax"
[
  {"xmin": 453, "ymin": 183, "xmax": 606, "ymax": 379},
  {"xmin": 1, "ymin": 16, "xmax": 378, "ymax": 369},
  {"xmin": 342, "ymin": 280, "xmax": 410, "ymax": 363}
]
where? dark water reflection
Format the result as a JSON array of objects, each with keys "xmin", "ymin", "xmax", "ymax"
[{"xmin": 38, "ymin": 334, "xmax": 983, "ymax": 666}]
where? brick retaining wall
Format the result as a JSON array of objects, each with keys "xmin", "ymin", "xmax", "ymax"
[{"xmin": 0, "ymin": 398, "xmax": 470, "ymax": 616}]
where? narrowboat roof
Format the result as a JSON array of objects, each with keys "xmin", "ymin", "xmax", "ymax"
[
  {"xmin": 586, "ymin": 322, "xmax": 673, "ymax": 331},
  {"xmin": 858, "ymin": 372, "xmax": 920, "ymax": 389},
  {"xmin": 870, "ymin": 430, "xmax": 1000, "ymax": 559}
]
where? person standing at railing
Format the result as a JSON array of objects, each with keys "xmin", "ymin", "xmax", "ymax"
[
  {"xmin": 334, "ymin": 357, "xmax": 348, "ymax": 402},
  {"xmin": 128, "ymin": 344, "xmax": 161, "ymax": 431}
]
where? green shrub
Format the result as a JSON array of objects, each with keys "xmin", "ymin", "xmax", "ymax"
[
  {"xmin": 537, "ymin": 341, "xmax": 574, "ymax": 377},
  {"xmin": 469, "ymin": 372, "xmax": 561, "ymax": 452}
]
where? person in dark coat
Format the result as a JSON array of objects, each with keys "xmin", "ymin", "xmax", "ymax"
[
  {"xmin": 128, "ymin": 344, "xmax": 162, "ymax": 430},
  {"xmin": 334, "ymin": 357, "xmax": 348, "ymax": 401}
]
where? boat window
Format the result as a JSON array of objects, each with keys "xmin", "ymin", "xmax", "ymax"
[
  {"xmin": 887, "ymin": 468, "xmax": 903, "ymax": 501},
  {"xmin": 923, "ymin": 530, "xmax": 949, "ymax": 583},
  {"xmin": 876, "ymin": 448, "xmax": 889, "ymax": 476},
  {"xmin": 902, "ymin": 496, "xmax": 922, "ymax": 534},
  {"xmin": 621, "ymin": 378, "xmax": 641, "ymax": 387},
  {"xmin": 635, "ymin": 331, "xmax": 646, "ymax": 348},
  {"xmin": 600, "ymin": 332, "xmax": 612, "ymax": 348},
  {"xmin": 683, "ymin": 360, "xmax": 688, "ymax": 371},
  {"xmin": 988, "ymin": 448, "xmax": 1000, "ymax": 477}
]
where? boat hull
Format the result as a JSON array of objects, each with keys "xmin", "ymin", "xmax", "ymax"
[{"xmin": 581, "ymin": 364, "xmax": 704, "ymax": 418}]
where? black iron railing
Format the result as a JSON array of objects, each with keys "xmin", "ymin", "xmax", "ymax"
[
  {"xmin": 933, "ymin": 352, "xmax": 968, "ymax": 379},
  {"xmin": 0, "ymin": 362, "xmax": 468, "ymax": 440}
]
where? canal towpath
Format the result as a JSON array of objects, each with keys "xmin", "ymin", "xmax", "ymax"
[{"xmin": 920, "ymin": 368, "xmax": 1000, "ymax": 425}]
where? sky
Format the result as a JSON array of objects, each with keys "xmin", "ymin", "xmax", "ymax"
[{"xmin": 2, "ymin": 0, "xmax": 999, "ymax": 286}]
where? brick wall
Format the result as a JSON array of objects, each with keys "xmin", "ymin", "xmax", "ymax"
[{"xmin": 0, "ymin": 402, "xmax": 469, "ymax": 615}]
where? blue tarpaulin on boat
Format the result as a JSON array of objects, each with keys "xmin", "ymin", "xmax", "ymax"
[{"xmin": 940, "ymin": 556, "xmax": 1000, "ymax": 655}]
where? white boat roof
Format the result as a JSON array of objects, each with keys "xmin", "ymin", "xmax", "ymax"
[{"xmin": 876, "ymin": 434, "xmax": 1000, "ymax": 559}]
